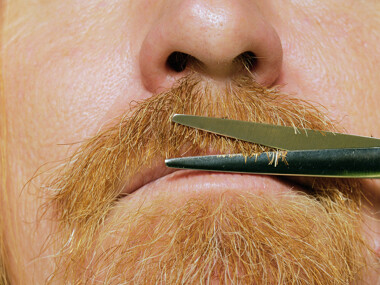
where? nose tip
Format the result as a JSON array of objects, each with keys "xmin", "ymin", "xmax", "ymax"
[{"xmin": 139, "ymin": 0, "xmax": 283, "ymax": 92}]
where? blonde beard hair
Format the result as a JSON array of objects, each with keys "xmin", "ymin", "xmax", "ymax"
[
  {"xmin": 34, "ymin": 73, "xmax": 377, "ymax": 283},
  {"xmin": 71, "ymin": 189, "xmax": 369, "ymax": 284}
]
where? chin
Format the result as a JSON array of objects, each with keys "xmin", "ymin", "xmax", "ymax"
[{"xmin": 48, "ymin": 176, "xmax": 372, "ymax": 284}]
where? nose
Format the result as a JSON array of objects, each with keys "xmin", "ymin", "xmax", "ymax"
[{"xmin": 139, "ymin": 0, "xmax": 283, "ymax": 92}]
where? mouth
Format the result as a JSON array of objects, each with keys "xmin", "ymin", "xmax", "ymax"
[{"xmin": 120, "ymin": 155, "xmax": 314, "ymax": 202}]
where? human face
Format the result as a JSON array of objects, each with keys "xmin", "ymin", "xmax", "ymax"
[{"xmin": 2, "ymin": 0, "xmax": 380, "ymax": 283}]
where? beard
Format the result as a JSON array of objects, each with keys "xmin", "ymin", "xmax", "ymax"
[
  {"xmin": 40, "ymin": 73, "xmax": 376, "ymax": 284},
  {"xmin": 82, "ymin": 190, "xmax": 368, "ymax": 284}
]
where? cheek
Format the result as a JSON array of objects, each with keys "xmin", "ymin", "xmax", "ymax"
[
  {"xmin": 2, "ymin": 1, "xmax": 157, "ymax": 279},
  {"xmin": 272, "ymin": 2, "xmax": 380, "ymax": 137},
  {"xmin": 3, "ymin": 1, "xmax": 153, "ymax": 165}
]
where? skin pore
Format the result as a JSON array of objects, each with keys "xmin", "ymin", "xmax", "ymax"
[{"xmin": 1, "ymin": 0, "xmax": 380, "ymax": 283}]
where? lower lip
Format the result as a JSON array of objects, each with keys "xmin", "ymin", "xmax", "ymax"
[{"xmin": 127, "ymin": 170, "xmax": 304, "ymax": 202}]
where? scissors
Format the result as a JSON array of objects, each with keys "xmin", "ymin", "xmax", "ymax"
[{"xmin": 165, "ymin": 114, "xmax": 380, "ymax": 178}]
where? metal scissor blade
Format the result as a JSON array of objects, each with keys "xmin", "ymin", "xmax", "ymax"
[
  {"xmin": 165, "ymin": 148, "xmax": 380, "ymax": 179},
  {"xmin": 172, "ymin": 114, "xmax": 380, "ymax": 150}
]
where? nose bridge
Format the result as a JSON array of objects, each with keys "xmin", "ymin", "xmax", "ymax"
[{"xmin": 139, "ymin": 0, "xmax": 283, "ymax": 92}]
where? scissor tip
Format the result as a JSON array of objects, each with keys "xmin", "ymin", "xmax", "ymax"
[
  {"xmin": 171, "ymin": 113, "xmax": 186, "ymax": 123},
  {"xmin": 165, "ymin": 157, "xmax": 185, "ymax": 169}
]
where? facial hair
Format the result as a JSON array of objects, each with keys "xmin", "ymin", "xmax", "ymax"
[{"xmin": 39, "ymin": 73, "xmax": 375, "ymax": 284}]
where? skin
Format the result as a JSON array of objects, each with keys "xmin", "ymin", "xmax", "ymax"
[{"xmin": 2, "ymin": 0, "xmax": 380, "ymax": 283}]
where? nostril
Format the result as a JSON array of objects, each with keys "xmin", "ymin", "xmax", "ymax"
[
  {"xmin": 166, "ymin": 51, "xmax": 258, "ymax": 75},
  {"xmin": 166, "ymin": 52, "xmax": 190, "ymax": 72},
  {"xmin": 235, "ymin": 51, "xmax": 258, "ymax": 71}
]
